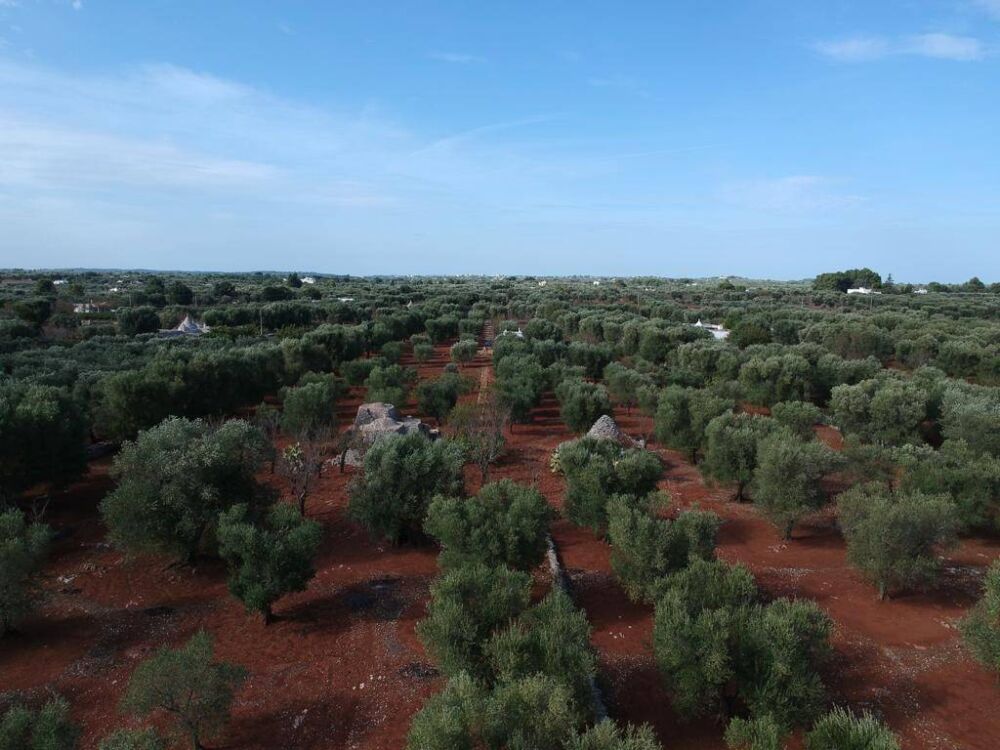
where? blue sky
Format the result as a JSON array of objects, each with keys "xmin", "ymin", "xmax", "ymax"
[{"xmin": 0, "ymin": 1, "xmax": 998, "ymax": 281}]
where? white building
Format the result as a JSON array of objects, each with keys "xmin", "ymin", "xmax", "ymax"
[
  {"xmin": 847, "ymin": 287, "xmax": 881, "ymax": 295},
  {"xmin": 301, "ymin": 276, "xmax": 316, "ymax": 285},
  {"xmin": 693, "ymin": 320, "xmax": 730, "ymax": 341}
]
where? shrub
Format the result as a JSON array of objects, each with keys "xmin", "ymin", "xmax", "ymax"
[
  {"xmin": 280, "ymin": 380, "xmax": 339, "ymax": 437},
  {"xmin": 413, "ymin": 342, "xmax": 435, "ymax": 362},
  {"xmin": 0, "ymin": 509, "xmax": 52, "ymax": 637},
  {"xmin": 830, "ymin": 378, "xmax": 927, "ymax": 445},
  {"xmin": 448, "ymin": 394, "xmax": 510, "ymax": 483},
  {"xmin": 804, "ymin": 707, "xmax": 900, "ymax": 750},
  {"xmin": 753, "ymin": 434, "xmax": 839, "ymax": 539},
  {"xmin": 0, "ymin": 696, "xmax": 78, "ymax": 750},
  {"xmin": 555, "ymin": 378, "xmax": 613, "ymax": 433},
  {"xmin": 348, "ymin": 433, "xmax": 465, "ymax": 543},
  {"xmin": 495, "ymin": 353, "xmax": 546, "ymax": 424},
  {"xmin": 486, "ymin": 588, "xmax": 596, "ymax": 710},
  {"xmin": 406, "ymin": 672, "xmax": 581, "ymax": 750},
  {"xmin": 567, "ymin": 720, "xmax": 663, "ymax": 750},
  {"xmin": 417, "ymin": 563, "xmax": 531, "ymax": 679},
  {"xmin": 122, "ymin": 631, "xmax": 246, "ymax": 750},
  {"xmin": 654, "ymin": 386, "xmax": 733, "ymax": 462},
  {"xmin": 380, "ymin": 340, "xmax": 404, "ymax": 364},
  {"xmin": 607, "ymin": 496, "xmax": 719, "ymax": 603},
  {"xmin": 425, "ymin": 480, "xmax": 553, "ymax": 571},
  {"xmin": 364, "ymin": 363, "xmax": 417, "ymax": 405},
  {"xmin": 653, "ymin": 559, "xmax": 758, "ymax": 718},
  {"xmin": 98, "ymin": 728, "xmax": 167, "ymax": 750},
  {"xmin": 217, "ymin": 503, "xmax": 323, "ymax": 623},
  {"xmin": 0, "ymin": 381, "xmax": 87, "ymax": 503},
  {"xmin": 560, "ymin": 438, "xmax": 662, "ymax": 532},
  {"xmin": 838, "ymin": 484, "xmax": 958, "ymax": 599},
  {"xmin": 771, "ymin": 400, "xmax": 823, "ymax": 440},
  {"xmin": 451, "ymin": 338, "xmax": 478, "ymax": 364},
  {"xmin": 724, "ymin": 715, "xmax": 784, "ymax": 750},
  {"xmin": 960, "ymin": 560, "xmax": 1000, "ymax": 675},
  {"xmin": 416, "ymin": 374, "xmax": 464, "ymax": 424},
  {"xmin": 701, "ymin": 413, "xmax": 784, "ymax": 501},
  {"xmin": 100, "ymin": 418, "xmax": 273, "ymax": 562},
  {"xmin": 341, "ymin": 358, "xmax": 376, "ymax": 386}
]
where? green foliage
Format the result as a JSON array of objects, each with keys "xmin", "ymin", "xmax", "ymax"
[
  {"xmin": 0, "ymin": 509, "xmax": 52, "ymax": 636},
  {"xmin": 413, "ymin": 341, "xmax": 435, "ymax": 362},
  {"xmin": 770, "ymin": 400, "xmax": 823, "ymax": 440},
  {"xmin": 364, "ymin": 363, "xmax": 417, "ymax": 405},
  {"xmin": 280, "ymin": 378, "xmax": 339, "ymax": 437},
  {"xmin": 940, "ymin": 384, "xmax": 1000, "ymax": 458},
  {"xmin": 100, "ymin": 417, "xmax": 273, "ymax": 562},
  {"xmin": 486, "ymin": 588, "xmax": 596, "ymax": 710},
  {"xmin": 341, "ymin": 358, "xmax": 377, "ymax": 386},
  {"xmin": 406, "ymin": 672, "xmax": 582, "ymax": 750},
  {"xmin": 425, "ymin": 479, "xmax": 553, "ymax": 571},
  {"xmin": 380, "ymin": 340, "xmax": 404, "ymax": 364},
  {"xmin": 417, "ymin": 373, "xmax": 466, "ymax": 424},
  {"xmin": 217, "ymin": 503, "xmax": 322, "ymax": 622},
  {"xmin": 607, "ymin": 496, "xmax": 719, "ymax": 603},
  {"xmin": 603, "ymin": 362, "xmax": 651, "ymax": 413},
  {"xmin": 734, "ymin": 598, "xmax": 832, "ymax": 729},
  {"xmin": 122, "ymin": 631, "xmax": 246, "ymax": 750},
  {"xmin": 724, "ymin": 715, "xmax": 784, "ymax": 750},
  {"xmin": 701, "ymin": 413, "xmax": 784, "ymax": 501},
  {"xmin": 654, "ymin": 386, "xmax": 733, "ymax": 461},
  {"xmin": 653, "ymin": 559, "xmax": 758, "ymax": 718},
  {"xmin": 495, "ymin": 353, "xmax": 546, "ymax": 423},
  {"xmin": 0, "ymin": 380, "xmax": 87, "ymax": 502},
  {"xmin": 451, "ymin": 338, "xmax": 478, "ymax": 364},
  {"xmin": 566, "ymin": 720, "xmax": 663, "ymax": 750},
  {"xmin": 448, "ymin": 394, "xmax": 509, "ymax": 482},
  {"xmin": 98, "ymin": 728, "xmax": 167, "ymax": 750},
  {"xmin": 556, "ymin": 378, "xmax": 613, "ymax": 433},
  {"xmin": 117, "ymin": 306, "xmax": 160, "ymax": 336},
  {"xmin": 0, "ymin": 696, "xmax": 78, "ymax": 750},
  {"xmin": 813, "ymin": 268, "xmax": 882, "ymax": 293},
  {"xmin": 738, "ymin": 354, "xmax": 813, "ymax": 406},
  {"xmin": 960, "ymin": 560, "xmax": 1000, "ymax": 676},
  {"xmin": 417, "ymin": 563, "xmax": 531, "ymax": 679},
  {"xmin": 804, "ymin": 707, "xmax": 900, "ymax": 750},
  {"xmin": 830, "ymin": 378, "xmax": 928, "ymax": 445},
  {"xmin": 838, "ymin": 483, "xmax": 958, "ymax": 599},
  {"xmin": 348, "ymin": 433, "xmax": 465, "ymax": 543},
  {"xmin": 753, "ymin": 434, "xmax": 839, "ymax": 539},
  {"xmin": 898, "ymin": 439, "xmax": 1000, "ymax": 531},
  {"xmin": 559, "ymin": 438, "xmax": 662, "ymax": 532}
]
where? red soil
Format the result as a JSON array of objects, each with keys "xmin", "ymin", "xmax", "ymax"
[{"xmin": 5, "ymin": 343, "xmax": 1000, "ymax": 749}]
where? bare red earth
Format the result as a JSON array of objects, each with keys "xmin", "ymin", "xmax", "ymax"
[{"xmin": 4, "ymin": 343, "xmax": 999, "ymax": 750}]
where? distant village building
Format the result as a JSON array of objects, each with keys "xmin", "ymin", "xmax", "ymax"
[
  {"xmin": 693, "ymin": 319, "xmax": 730, "ymax": 341},
  {"xmin": 159, "ymin": 315, "xmax": 210, "ymax": 337},
  {"xmin": 847, "ymin": 287, "xmax": 881, "ymax": 295},
  {"xmin": 498, "ymin": 328, "xmax": 525, "ymax": 339},
  {"xmin": 301, "ymin": 276, "xmax": 317, "ymax": 285},
  {"xmin": 914, "ymin": 288, "xmax": 929, "ymax": 295},
  {"xmin": 337, "ymin": 297, "xmax": 355, "ymax": 303},
  {"xmin": 73, "ymin": 302, "xmax": 110, "ymax": 314},
  {"xmin": 53, "ymin": 279, "xmax": 68, "ymax": 286}
]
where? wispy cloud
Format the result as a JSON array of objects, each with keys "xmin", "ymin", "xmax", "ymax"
[
  {"xmin": 814, "ymin": 32, "xmax": 986, "ymax": 62},
  {"xmin": 972, "ymin": 0, "xmax": 1000, "ymax": 20},
  {"xmin": 428, "ymin": 51, "xmax": 485, "ymax": 64},
  {"xmin": 721, "ymin": 176, "xmax": 865, "ymax": 213}
]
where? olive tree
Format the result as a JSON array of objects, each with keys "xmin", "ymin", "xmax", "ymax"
[
  {"xmin": 98, "ymin": 728, "xmax": 167, "ymax": 750},
  {"xmin": 448, "ymin": 392, "xmax": 510, "ymax": 482},
  {"xmin": 960, "ymin": 559, "xmax": 1000, "ymax": 676},
  {"xmin": 567, "ymin": 721, "xmax": 663, "ymax": 750},
  {"xmin": 771, "ymin": 400, "xmax": 823, "ymax": 440},
  {"xmin": 280, "ymin": 379, "xmax": 339, "ymax": 437},
  {"xmin": 451, "ymin": 338, "xmax": 478, "ymax": 365},
  {"xmin": 0, "ymin": 696, "xmax": 78, "ymax": 750},
  {"xmin": 556, "ymin": 378, "xmax": 613, "ymax": 433},
  {"xmin": 417, "ymin": 563, "xmax": 531, "ymax": 679},
  {"xmin": 100, "ymin": 418, "xmax": 273, "ymax": 562},
  {"xmin": 701, "ymin": 413, "xmax": 784, "ymax": 501},
  {"xmin": 607, "ymin": 496, "xmax": 719, "ymax": 603},
  {"xmin": 753, "ymin": 434, "xmax": 839, "ymax": 539},
  {"xmin": 348, "ymin": 433, "xmax": 465, "ymax": 543},
  {"xmin": 838, "ymin": 484, "xmax": 958, "ymax": 599},
  {"xmin": 654, "ymin": 386, "xmax": 733, "ymax": 462},
  {"xmin": 559, "ymin": 438, "xmax": 662, "ymax": 532},
  {"xmin": 425, "ymin": 480, "xmax": 553, "ymax": 571},
  {"xmin": 217, "ymin": 503, "xmax": 323, "ymax": 623},
  {"xmin": 0, "ymin": 509, "xmax": 52, "ymax": 637},
  {"xmin": 122, "ymin": 631, "xmax": 246, "ymax": 750}
]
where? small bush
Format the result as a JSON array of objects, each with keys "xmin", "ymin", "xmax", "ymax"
[
  {"xmin": 0, "ymin": 509, "xmax": 52, "ymax": 637},
  {"xmin": 556, "ymin": 378, "xmax": 613, "ymax": 433},
  {"xmin": 98, "ymin": 728, "xmax": 167, "ymax": 750},
  {"xmin": 348, "ymin": 433, "xmax": 465, "ymax": 543},
  {"xmin": 417, "ymin": 563, "xmax": 531, "ymax": 679},
  {"xmin": 805, "ymin": 707, "xmax": 900, "ymax": 750},
  {"xmin": 122, "ymin": 631, "xmax": 246, "ymax": 750},
  {"xmin": 961, "ymin": 560, "xmax": 1000, "ymax": 675},
  {"xmin": 0, "ymin": 696, "xmax": 78, "ymax": 750},
  {"xmin": 424, "ymin": 480, "xmax": 553, "ymax": 571}
]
